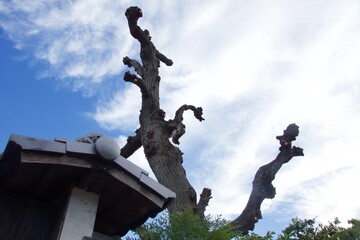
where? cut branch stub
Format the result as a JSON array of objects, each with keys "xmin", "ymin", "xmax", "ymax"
[
  {"xmin": 156, "ymin": 50, "xmax": 173, "ymax": 66},
  {"xmin": 123, "ymin": 56, "xmax": 144, "ymax": 77},
  {"xmin": 276, "ymin": 123, "xmax": 300, "ymax": 151},
  {"xmin": 120, "ymin": 129, "xmax": 142, "ymax": 158},
  {"xmin": 195, "ymin": 188, "xmax": 212, "ymax": 218},
  {"xmin": 123, "ymin": 71, "xmax": 149, "ymax": 97},
  {"xmin": 230, "ymin": 123, "xmax": 304, "ymax": 234}
]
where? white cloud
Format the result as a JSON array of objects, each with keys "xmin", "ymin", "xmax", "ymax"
[
  {"xmin": 93, "ymin": 85, "xmax": 141, "ymax": 131},
  {"xmin": 1, "ymin": 0, "xmax": 360, "ymax": 231},
  {"xmin": 0, "ymin": 0, "xmax": 135, "ymax": 94}
]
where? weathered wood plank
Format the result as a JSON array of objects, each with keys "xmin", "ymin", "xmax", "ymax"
[
  {"xmin": 2, "ymin": 163, "xmax": 48, "ymax": 196},
  {"xmin": 0, "ymin": 194, "xmax": 27, "ymax": 239},
  {"xmin": 0, "ymin": 194, "xmax": 57, "ymax": 240},
  {"xmin": 21, "ymin": 152, "xmax": 99, "ymax": 169},
  {"xmin": 15, "ymin": 198, "xmax": 57, "ymax": 240}
]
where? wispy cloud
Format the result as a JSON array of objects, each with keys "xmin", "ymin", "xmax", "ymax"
[
  {"xmin": 93, "ymin": 86, "xmax": 141, "ymax": 131},
  {"xmin": 0, "ymin": 0, "xmax": 136, "ymax": 94},
  {"xmin": 1, "ymin": 0, "xmax": 360, "ymax": 229}
]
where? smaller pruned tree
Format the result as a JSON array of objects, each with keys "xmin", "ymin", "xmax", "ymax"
[{"xmin": 120, "ymin": 6, "xmax": 304, "ymax": 234}]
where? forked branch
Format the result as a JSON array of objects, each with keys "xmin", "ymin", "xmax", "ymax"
[
  {"xmin": 123, "ymin": 56, "xmax": 144, "ymax": 77},
  {"xmin": 167, "ymin": 104, "xmax": 205, "ymax": 144}
]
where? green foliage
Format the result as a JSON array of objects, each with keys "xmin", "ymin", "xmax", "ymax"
[
  {"xmin": 127, "ymin": 210, "xmax": 243, "ymax": 240},
  {"xmin": 278, "ymin": 218, "xmax": 317, "ymax": 240},
  {"xmin": 127, "ymin": 212, "xmax": 360, "ymax": 240},
  {"xmin": 277, "ymin": 217, "xmax": 360, "ymax": 240},
  {"xmin": 334, "ymin": 219, "xmax": 360, "ymax": 240}
]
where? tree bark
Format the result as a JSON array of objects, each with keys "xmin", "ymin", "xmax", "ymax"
[
  {"xmin": 120, "ymin": 129, "xmax": 142, "ymax": 158},
  {"xmin": 123, "ymin": 6, "xmax": 207, "ymax": 215},
  {"xmin": 230, "ymin": 124, "xmax": 304, "ymax": 234}
]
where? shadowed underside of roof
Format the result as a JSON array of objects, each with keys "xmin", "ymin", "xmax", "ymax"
[{"xmin": 0, "ymin": 134, "xmax": 175, "ymax": 237}]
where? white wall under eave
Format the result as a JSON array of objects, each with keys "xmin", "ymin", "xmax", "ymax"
[{"xmin": 59, "ymin": 187, "xmax": 99, "ymax": 240}]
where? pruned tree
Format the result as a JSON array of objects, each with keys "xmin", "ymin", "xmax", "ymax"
[
  {"xmin": 120, "ymin": 6, "xmax": 304, "ymax": 234},
  {"xmin": 231, "ymin": 123, "xmax": 304, "ymax": 234}
]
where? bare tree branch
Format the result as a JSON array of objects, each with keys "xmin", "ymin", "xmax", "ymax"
[
  {"xmin": 156, "ymin": 50, "xmax": 173, "ymax": 66},
  {"xmin": 175, "ymin": 105, "xmax": 205, "ymax": 122},
  {"xmin": 167, "ymin": 104, "xmax": 205, "ymax": 144},
  {"xmin": 123, "ymin": 71, "xmax": 149, "ymax": 97},
  {"xmin": 231, "ymin": 124, "xmax": 304, "ymax": 234},
  {"xmin": 195, "ymin": 188, "xmax": 212, "ymax": 218},
  {"xmin": 125, "ymin": 7, "xmax": 149, "ymax": 44},
  {"xmin": 125, "ymin": 6, "xmax": 173, "ymax": 67},
  {"xmin": 123, "ymin": 56, "xmax": 144, "ymax": 77},
  {"xmin": 120, "ymin": 129, "xmax": 142, "ymax": 158}
]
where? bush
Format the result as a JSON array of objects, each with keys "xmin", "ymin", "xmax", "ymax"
[
  {"xmin": 128, "ymin": 210, "xmax": 241, "ymax": 240},
  {"xmin": 127, "ymin": 212, "xmax": 360, "ymax": 240},
  {"xmin": 278, "ymin": 217, "xmax": 360, "ymax": 240}
]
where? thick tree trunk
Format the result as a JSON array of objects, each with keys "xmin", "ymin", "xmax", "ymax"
[
  {"xmin": 139, "ymin": 98, "xmax": 198, "ymax": 213},
  {"xmin": 123, "ymin": 7, "xmax": 202, "ymax": 214}
]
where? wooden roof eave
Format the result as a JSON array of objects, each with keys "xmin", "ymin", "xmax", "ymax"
[{"xmin": 0, "ymin": 134, "xmax": 175, "ymax": 236}]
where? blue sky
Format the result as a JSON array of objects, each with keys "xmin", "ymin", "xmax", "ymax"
[
  {"xmin": 1, "ymin": 0, "xmax": 360, "ymax": 237},
  {"xmin": 0, "ymin": 34, "xmax": 97, "ymax": 146}
]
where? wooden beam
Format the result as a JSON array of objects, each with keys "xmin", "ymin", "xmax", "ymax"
[{"xmin": 59, "ymin": 187, "xmax": 99, "ymax": 240}]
